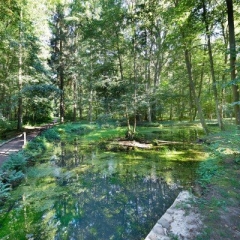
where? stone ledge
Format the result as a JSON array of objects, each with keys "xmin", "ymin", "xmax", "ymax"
[{"xmin": 145, "ymin": 191, "xmax": 203, "ymax": 240}]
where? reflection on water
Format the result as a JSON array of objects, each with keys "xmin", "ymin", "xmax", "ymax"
[
  {"xmin": 54, "ymin": 171, "xmax": 176, "ymax": 240},
  {"xmin": 0, "ymin": 133, "xmax": 203, "ymax": 240}
]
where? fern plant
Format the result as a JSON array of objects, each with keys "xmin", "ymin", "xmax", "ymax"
[
  {"xmin": 1, "ymin": 152, "xmax": 27, "ymax": 172},
  {"xmin": 25, "ymin": 137, "xmax": 47, "ymax": 157},
  {"xmin": 5, "ymin": 170, "xmax": 25, "ymax": 187},
  {"xmin": 0, "ymin": 181, "xmax": 11, "ymax": 204},
  {"xmin": 41, "ymin": 128, "xmax": 60, "ymax": 141}
]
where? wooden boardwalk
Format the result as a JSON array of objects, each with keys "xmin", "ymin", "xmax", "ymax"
[{"xmin": 0, "ymin": 128, "xmax": 43, "ymax": 167}]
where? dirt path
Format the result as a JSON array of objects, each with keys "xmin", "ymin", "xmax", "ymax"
[{"xmin": 0, "ymin": 127, "xmax": 47, "ymax": 167}]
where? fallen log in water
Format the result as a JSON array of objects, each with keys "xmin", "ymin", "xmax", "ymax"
[
  {"xmin": 103, "ymin": 139, "xmax": 194, "ymax": 152},
  {"xmin": 154, "ymin": 140, "xmax": 189, "ymax": 145},
  {"xmin": 118, "ymin": 141, "xmax": 152, "ymax": 149}
]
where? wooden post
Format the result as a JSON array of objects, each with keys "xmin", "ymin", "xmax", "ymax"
[{"xmin": 23, "ymin": 132, "xmax": 27, "ymax": 146}]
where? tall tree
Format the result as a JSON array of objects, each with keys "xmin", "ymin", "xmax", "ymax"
[
  {"xmin": 201, "ymin": 0, "xmax": 224, "ymax": 130},
  {"xmin": 49, "ymin": 4, "xmax": 68, "ymax": 123},
  {"xmin": 17, "ymin": 6, "xmax": 23, "ymax": 130},
  {"xmin": 165, "ymin": 0, "xmax": 209, "ymax": 133},
  {"xmin": 225, "ymin": 0, "xmax": 240, "ymax": 126}
]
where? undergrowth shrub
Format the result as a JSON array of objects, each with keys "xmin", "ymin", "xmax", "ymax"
[
  {"xmin": 0, "ymin": 119, "xmax": 17, "ymax": 131},
  {"xmin": 197, "ymin": 127, "xmax": 240, "ymax": 188},
  {"xmin": 1, "ymin": 152, "xmax": 27, "ymax": 172},
  {"xmin": 25, "ymin": 137, "xmax": 47, "ymax": 157},
  {"xmin": 4, "ymin": 170, "xmax": 25, "ymax": 187},
  {"xmin": 0, "ymin": 180, "xmax": 11, "ymax": 205},
  {"xmin": 197, "ymin": 158, "xmax": 221, "ymax": 188},
  {"xmin": 41, "ymin": 128, "xmax": 60, "ymax": 141},
  {"xmin": 96, "ymin": 114, "xmax": 121, "ymax": 129},
  {"xmin": 0, "ymin": 153, "xmax": 27, "ymax": 202},
  {"xmin": 65, "ymin": 124, "xmax": 85, "ymax": 133},
  {"xmin": 58, "ymin": 123, "xmax": 94, "ymax": 138},
  {"xmin": 133, "ymin": 132, "xmax": 145, "ymax": 142},
  {"xmin": 0, "ymin": 128, "xmax": 59, "ymax": 204},
  {"xmin": 137, "ymin": 122, "xmax": 162, "ymax": 127}
]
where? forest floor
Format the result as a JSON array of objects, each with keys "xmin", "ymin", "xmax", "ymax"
[{"xmin": 194, "ymin": 129, "xmax": 240, "ymax": 239}]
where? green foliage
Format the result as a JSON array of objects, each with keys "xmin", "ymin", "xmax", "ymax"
[
  {"xmin": 0, "ymin": 155, "xmax": 26, "ymax": 203},
  {"xmin": 22, "ymin": 84, "xmax": 60, "ymax": 99},
  {"xmin": 197, "ymin": 158, "xmax": 221, "ymax": 187},
  {"xmin": 55, "ymin": 171, "xmax": 73, "ymax": 186},
  {"xmin": 96, "ymin": 114, "xmax": 120, "ymax": 129},
  {"xmin": 22, "ymin": 84, "xmax": 60, "ymax": 124},
  {"xmin": 41, "ymin": 128, "xmax": 60, "ymax": 141},
  {"xmin": 0, "ymin": 0, "xmax": 239, "ymax": 127},
  {"xmin": 137, "ymin": 122, "xmax": 162, "ymax": 127},
  {"xmin": 133, "ymin": 132, "xmax": 145, "ymax": 142},
  {"xmin": 195, "ymin": 127, "xmax": 240, "ymax": 239},
  {"xmin": 2, "ymin": 152, "xmax": 27, "ymax": 172},
  {"xmin": 0, "ymin": 181, "xmax": 11, "ymax": 204},
  {"xmin": 0, "ymin": 152, "xmax": 27, "ymax": 202},
  {"xmin": 63, "ymin": 123, "xmax": 91, "ymax": 134},
  {"xmin": 25, "ymin": 137, "xmax": 47, "ymax": 157},
  {"xmin": 0, "ymin": 127, "xmax": 62, "ymax": 205},
  {"xmin": 0, "ymin": 120, "xmax": 17, "ymax": 132},
  {"xmin": 235, "ymin": 155, "xmax": 240, "ymax": 164},
  {"xmin": 4, "ymin": 170, "xmax": 25, "ymax": 187}
]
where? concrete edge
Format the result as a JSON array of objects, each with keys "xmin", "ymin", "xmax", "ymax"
[{"xmin": 145, "ymin": 190, "xmax": 203, "ymax": 240}]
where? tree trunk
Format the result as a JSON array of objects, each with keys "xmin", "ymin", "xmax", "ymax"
[
  {"xmin": 116, "ymin": 33, "xmax": 124, "ymax": 83},
  {"xmin": 17, "ymin": 7, "xmax": 23, "ymax": 131},
  {"xmin": 88, "ymin": 89, "xmax": 93, "ymax": 122},
  {"xmin": 59, "ymin": 14, "xmax": 64, "ymax": 124},
  {"xmin": 152, "ymin": 52, "xmax": 162, "ymax": 121},
  {"xmin": 220, "ymin": 21, "xmax": 228, "ymax": 119},
  {"xmin": 144, "ymin": 30, "xmax": 153, "ymax": 123},
  {"xmin": 188, "ymin": 80, "xmax": 195, "ymax": 122},
  {"xmin": 116, "ymin": 30, "xmax": 135, "ymax": 135},
  {"xmin": 169, "ymin": 102, "xmax": 173, "ymax": 121},
  {"xmin": 226, "ymin": 0, "xmax": 240, "ymax": 126},
  {"xmin": 152, "ymin": 58, "xmax": 160, "ymax": 121},
  {"xmin": 202, "ymin": 0, "xmax": 224, "ymax": 130},
  {"xmin": 185, "ymin": 49, "xmax": 209, "ymax": 135},
  {"xmin": 73, "ymin": 76, "xmax": 77, "ymax": 122},
  {"xmin": 78, "ymin": 78, "xmax": 83, "ymax": 120},
  {"xmin": 133, "ymin": 50, "xmax": 137, "ymax": 133},
  {"xmin": 59, "ymin": 66, "xmax": 64, "ymax": 123}
]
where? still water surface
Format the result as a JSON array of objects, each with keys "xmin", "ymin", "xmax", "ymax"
[{"xmin": 0, "ymin": 129, "xmax": 204, "ymax": 240}]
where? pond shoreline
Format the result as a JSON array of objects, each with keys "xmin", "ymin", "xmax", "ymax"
[{"xmin": 0, "ymin": 125, "xmax": 209, "ymax": 239}]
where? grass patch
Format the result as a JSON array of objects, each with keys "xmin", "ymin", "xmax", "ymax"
[{"xmin": 195, "ymin": 126, "xmax": 240, "ymax": 240}]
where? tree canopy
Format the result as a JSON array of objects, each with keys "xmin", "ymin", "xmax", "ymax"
[{"xmin": 0, "ymin": 0, "xmax": 239, "ymax": 131}]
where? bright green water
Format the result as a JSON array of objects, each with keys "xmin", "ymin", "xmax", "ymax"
[{"xmin": 0, "ymin": 128, "xmax": 204, "ymax": 240}]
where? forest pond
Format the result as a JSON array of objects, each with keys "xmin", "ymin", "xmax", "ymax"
[{"xmin": 0, "ymin": 126, "xmax": 206, "ymax": 240}]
